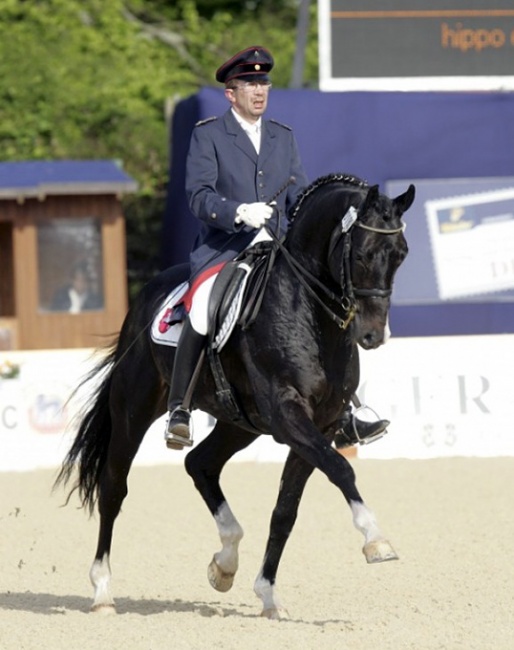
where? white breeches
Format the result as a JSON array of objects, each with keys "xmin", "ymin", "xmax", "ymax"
[
  {"xmin": 189, "ymin": 228, "xmax": 272, "ymax": 335},
  {"xmin": 189, "ymin": 274, "xmax": 217, "ymax": 335}
]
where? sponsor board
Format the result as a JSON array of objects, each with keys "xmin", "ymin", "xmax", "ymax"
[{"xmin": 1, "ymin": 335, "xmax": 512, "ymax": 470}]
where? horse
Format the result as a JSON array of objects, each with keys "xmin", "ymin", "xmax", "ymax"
[{"xmin": 55, "ymin": 173, "xmax": 415, "ymax": 619}]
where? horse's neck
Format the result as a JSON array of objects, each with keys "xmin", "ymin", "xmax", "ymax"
[{"xmin": 286, "ymin": 189, "xmax": 357, "ymax": 270}]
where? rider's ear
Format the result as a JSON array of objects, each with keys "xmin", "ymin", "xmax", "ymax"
[{"xmin": 394, "ymin": 184, "xmax": 415, "ymax": 215}]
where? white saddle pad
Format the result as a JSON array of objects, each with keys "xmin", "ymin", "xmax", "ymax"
[
  {"xmin": 150, "ymin": 263, "xmax": 252, "ymax": 350},
  {"xmin": 150, "ymin": 282, "xmax": 188, "ymax": 347}
]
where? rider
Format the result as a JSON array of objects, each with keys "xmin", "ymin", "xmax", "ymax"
[{"xmin": 165, "ymin": 45, "xmax": 389, "ymax": 450}]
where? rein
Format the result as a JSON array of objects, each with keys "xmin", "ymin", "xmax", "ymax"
[
  {"xmin": 264, "ymin": 226, "xmax": 353, "ymax": 329},
  {"xmin": 265, "ymin": 209, "xmax": 405, "ymax": 330}
]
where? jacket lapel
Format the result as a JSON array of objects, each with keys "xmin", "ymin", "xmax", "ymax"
[
  {"xmin": 257, "ymin": 121, "xmax": 276, "ymax": 165},
  {"xmin": 223, "ymin": 110, "xmax": 258, "ymax": 163}
]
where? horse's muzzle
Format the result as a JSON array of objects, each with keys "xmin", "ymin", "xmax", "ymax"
[
  {"xmin": 354, "ymin": 317, "xmax": 390, "ymax": 350},
  {"xmin": 354, "ymin": 311, "xmax": 390, "ymax": 350},
  {"xmin": 358, "ymin": 330, "xmax": 385, "ymax": 350}
]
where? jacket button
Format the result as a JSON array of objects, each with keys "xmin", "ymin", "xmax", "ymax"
[
  {"xmin": 210, "ymin": 212, "xmax": 217, "ymax": 219},
  {"xmin": 258, "ymin": 170, "xmax": 264, "ymax": 176}
]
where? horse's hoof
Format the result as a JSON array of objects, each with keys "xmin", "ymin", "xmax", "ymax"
[
  {"xmin": 363, "ymin": 539, "xmax": 399, "ymax": 564},
  {"xmin": 90, "ymin": 603, "xmax": 117, "ymax": 615},
  {"xmin": 261, "ymin": 607, "xmax": 289, "ymax": 620},
  {"xmin": 165, "ymin": 441, "xmax": 187, "ymax": 450},
  {"xmin": 207, "ymin": 557, "xmax": 235, "ymax": 592}
]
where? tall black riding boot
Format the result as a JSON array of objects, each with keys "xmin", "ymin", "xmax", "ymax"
[
  {"xmin": 334, "ymin": 403, "xmax": 390, "ymax": 449},
  {"xmin": 165, "ymin": 319, "xmax": 206, "ymax": 450}
]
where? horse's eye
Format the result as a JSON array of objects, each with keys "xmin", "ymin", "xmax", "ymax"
[{"xmin": 354, "ymin": 250, "xmax": 373, "ymax": 264}]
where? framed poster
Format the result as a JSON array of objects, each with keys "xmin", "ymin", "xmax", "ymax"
[{"xmin": 386, "ymin": 177, "xmax": 514, "ymax": 304}]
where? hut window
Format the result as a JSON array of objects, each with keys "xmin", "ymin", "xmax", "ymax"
[
  {"xmin": 0, "ymin": 222, "xmax": 15, "ymax": 317},
  {"xmin": 37, "ymin": 217, "xmax": 104, "ymax": 313}
]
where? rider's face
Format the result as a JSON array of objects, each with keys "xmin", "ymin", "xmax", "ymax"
[{"xmin": 225, "ymin": 81, "xmax": 271, "ymax": 124}]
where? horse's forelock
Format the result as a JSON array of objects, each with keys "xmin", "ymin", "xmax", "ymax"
[{"xmin": 358, "ymin": 186, "xmax": 405, "ymax": 229}]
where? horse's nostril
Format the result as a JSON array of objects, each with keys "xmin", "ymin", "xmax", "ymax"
[{"xmin": 362, "ymin": 332, "xmax": 382, "ymax": 349}]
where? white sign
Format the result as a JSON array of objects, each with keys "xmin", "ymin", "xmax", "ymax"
[
  {"xmin": 1, "ymin": 334, "xmax": 513, "ymax": 471},
  {"xmin": 358, "ymin": 334, "xmax": 514, "ymax": 459},
  {"xmin": 426, "ymin": 188, "xmax": 514, "ymax": 300}
]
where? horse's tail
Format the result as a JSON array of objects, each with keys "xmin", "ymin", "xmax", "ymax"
[{"xmin": 54, "ymin": 342, "xmax": 118, "ymax": 515}]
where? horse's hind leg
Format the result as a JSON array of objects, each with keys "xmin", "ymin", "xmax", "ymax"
[
  {"xmin": 90, "ymin": 367, "xmax": 165, "ymax": 614},
  {"xmin": 254, "ymin": 450, "xmax": 315, "ymax": 619},
  {"xmin": 89, "ymin": 441, "xmax": 137, "ymax": 614},
  {"xmin": 185, "ymin": 421, "xmax": 258, "ymax": 593}
]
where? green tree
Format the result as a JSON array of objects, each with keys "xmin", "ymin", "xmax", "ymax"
[{"xmin": 0, "ymin": 0, "xmax": 318, "ymax": 299}]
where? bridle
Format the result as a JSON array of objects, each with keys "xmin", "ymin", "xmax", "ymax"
[
  {"xmin": 265, "ymin": 204, "xmax": 405, "ymax": 330},
  {"xmin": 335, "ymin": 214, "xmax": 405, "ymax": 327}
]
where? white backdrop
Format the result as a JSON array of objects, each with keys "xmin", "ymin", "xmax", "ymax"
[{"xmin": 1, "ymin": 334, "xmax": 512, "ymax": 471}]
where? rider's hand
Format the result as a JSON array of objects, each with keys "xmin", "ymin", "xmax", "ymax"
[{"xmin": 235, "ymin": 202, "xmax": 273, "ymax": 229}]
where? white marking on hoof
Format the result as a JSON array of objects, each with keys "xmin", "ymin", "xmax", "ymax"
[
  {"xmin": 90, "ymin": 603, "xmax": 117, "ymax": 615},
  {"xmin": 351, "ymin": 500, "xmax": 398, "ymax": 563},
  {"xmin": 261, "ymin": 606, "xmax": 290, "ymax": 620},
  {"xmin": 254, "ymin": 573, "xmax": 288, "ymax": 619},
  {"xmin": 208, "ymin": 557, "xmax": 235, "ymax": 592},
  {"xmin": 351, "ymin": 500, "xmax": 381, "ymax": 543},
  {"xmin": 363, "ymin": 539, "xmax": 399, "ymax": 564},
  {"xmin": 89, "ymin": 554, "xmax": 115, "ymax": 612},
  {"xmin": 208, "ymin": 502, "xmax": 243, "ymax": 592}
]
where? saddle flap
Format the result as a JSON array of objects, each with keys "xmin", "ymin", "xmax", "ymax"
[{"xmin": 210, "ymin": 263, "xmax": 252, "ymax": 350}]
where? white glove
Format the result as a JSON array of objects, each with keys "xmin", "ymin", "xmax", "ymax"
[{"xmin": 235, "ymin": 202, "xmax": 273, "ymax": 229}]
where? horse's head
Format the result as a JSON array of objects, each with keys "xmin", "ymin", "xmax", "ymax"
[
  {"xmin": 331, "ymin": 183, "xmax": 415, "ymax": 350},
  {"xmin": 287, "ymin": 174, "xmax": 414, "ymax": 349}
]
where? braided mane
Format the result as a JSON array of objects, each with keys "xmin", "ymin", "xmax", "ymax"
[{"xmin": 290, "ymin": 173, "xmax": 368, "ymax": 223}]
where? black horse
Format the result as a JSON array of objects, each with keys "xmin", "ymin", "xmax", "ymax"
[{"xmin": 55, "ymin": 173, "xmax": 415, "ymax": 618}]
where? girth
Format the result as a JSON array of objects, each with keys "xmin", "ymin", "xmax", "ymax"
[{"xmin": 206, "ymin": 240, "xmax": 277, "ymax": 430}]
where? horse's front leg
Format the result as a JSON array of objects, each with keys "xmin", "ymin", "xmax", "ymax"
[
  {"xmin": 254, "ymin": 450, "xmax": 315, "ymax": 619},
  {"xmin": 185, "ymin": 421, "xmax": 258, "ymax": 592},
  {"xmin": 275, "ymin": 397, "xmax": 398, "ymax": 562},
  {"xmin": 351, "ymin": 501, "xmax": 399, "ymax": 563}
]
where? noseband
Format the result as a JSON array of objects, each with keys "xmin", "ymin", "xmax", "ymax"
[{"xmin": 329, "ymin": 206, "xmax": 406, "ymax": 328}]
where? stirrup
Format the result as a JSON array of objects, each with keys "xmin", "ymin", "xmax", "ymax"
[
  {"xmin": 165, "ymin": 407, "xmax": 194, "ymax": 450},
  {"xmin": 336, "ymin": 404, "xmax": 389, "ymax": 447}
]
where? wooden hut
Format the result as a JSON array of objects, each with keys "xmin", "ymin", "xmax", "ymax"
[{"xmin": 0, "ymin": 160, "xmax": 137, "ymax": 350}]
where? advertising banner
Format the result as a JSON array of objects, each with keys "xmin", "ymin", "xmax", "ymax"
[
  {"xmin": 319, "ymin": 1, "xmax": 514, "ymax": 91},
  {"xmin": 2, "ymin": 336, "xmax": 514, "ymax": 470}
]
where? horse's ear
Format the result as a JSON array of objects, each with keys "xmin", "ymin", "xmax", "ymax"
[
  {"xmin": 362, "ymin": 184, "xmax": 380, "ymax": 211},
  {"xmin": 394, "ymin": 184, "xmax": 415, "ymax": 215}
]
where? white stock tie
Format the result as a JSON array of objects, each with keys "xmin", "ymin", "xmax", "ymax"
[{"xmin": 245, "ymin": 123, "xmax": 261, "ymax": 154}]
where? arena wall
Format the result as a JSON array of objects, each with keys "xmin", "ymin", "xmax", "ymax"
[{"xmin": 1, "ymin": 335, "xmax": 512, "ymax": 472}]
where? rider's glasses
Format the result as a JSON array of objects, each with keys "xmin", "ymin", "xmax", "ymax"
[{"xmin": 233, "ymin": 81, "xmax": 272, "ymax": 93}]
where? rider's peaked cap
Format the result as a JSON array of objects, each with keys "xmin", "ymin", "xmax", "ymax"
[{"xmin": 215, "ymin": 46, "xmax": 274, "ymax": 84}]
